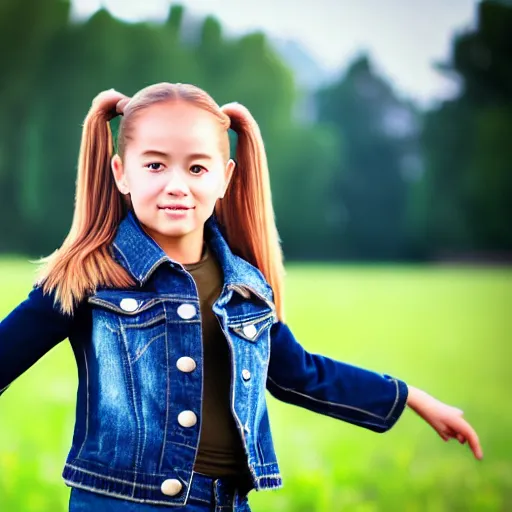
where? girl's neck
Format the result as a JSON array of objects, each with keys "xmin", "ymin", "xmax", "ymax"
[{"xmin": 141, "ymin": 224, "xmax": 205, "ymax": 265}]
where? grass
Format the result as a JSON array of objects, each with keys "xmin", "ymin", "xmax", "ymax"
[{"xmin": 0, "ymin": 260, "xmax": 510, "ymax": 511}]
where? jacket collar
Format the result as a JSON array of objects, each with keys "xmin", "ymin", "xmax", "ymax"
[{"xmin": 111, "ymin": 210, "xmax": 272, "ymax": 301}]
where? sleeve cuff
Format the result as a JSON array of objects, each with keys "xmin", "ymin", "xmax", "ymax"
[{"xmin": 382, "ymin": 377, "xmax": 409, "ymax": 432}]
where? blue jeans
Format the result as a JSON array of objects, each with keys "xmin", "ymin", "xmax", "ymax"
[{"xmin": 68, "ymin": 472, "xmax": 252, "ymax": 511}]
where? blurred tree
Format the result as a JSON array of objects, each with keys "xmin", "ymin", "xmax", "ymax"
[
  {"xmin": 0, "ymin": 0, "xmax": 70, "ymax": 252},
  {"xmin": 0, "ymin": 0, "xmax": 339, "ymax": 261},
  {"xmin": 268, "ymin": 124, "xmax": 342, "ymax": 260},
  {"xmin": 417, "ymin": 0, "xmax": 512, "ymax": 256},
  {"xmin": 316, "ymin": 55, "xmax": 421, "ymax": 260}
]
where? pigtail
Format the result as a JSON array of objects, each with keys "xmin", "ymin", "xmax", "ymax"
[
  {"xmin": 35, "ymin": 95, "xmax": 135, "ymax": 315},
  {"xmin": 218, "ymin": 103, "xmax": 286, "ymax": 321}
]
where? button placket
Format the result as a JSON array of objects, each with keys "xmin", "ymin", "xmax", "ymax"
[
  {"xmin": 177, "ymin": 410, "xmax": 197, "ymax": 428},
  {"xmin": 176, "ymin": 356, "xmax": 196, "ymax": 373}
]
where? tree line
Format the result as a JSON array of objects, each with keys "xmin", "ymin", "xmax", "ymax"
[{"xmin": 0, "ymin": 0, "xmax": 510, "ymax": 261}]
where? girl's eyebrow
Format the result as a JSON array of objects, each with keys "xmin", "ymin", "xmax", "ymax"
[
  {"xmin": 141, "ymin": 150, "xmax": 213, "ymax": 161},
  {"xmin": 189, "ymin": 153, "xmax": 213, "ymax": 161},
  {"xmin": 141, "ymin": 150, "xmax": 169, "ymax": 158}
]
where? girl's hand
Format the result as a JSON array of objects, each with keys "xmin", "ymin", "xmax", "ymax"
[{"xmin": 406, "ymin": 385, "xmax": 484, "ymax": 460}]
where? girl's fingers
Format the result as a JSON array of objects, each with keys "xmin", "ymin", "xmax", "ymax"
[
  {"xmin": 465, "ymin": 427, "xmax": 483, "ymax": 460},
  {"xmin": 451, "ymin": 416, "xmax": 484, "ymax": 460},
  {"xmin": 439, "ymin": 430, "xmax": 449, "ymax": 441}
]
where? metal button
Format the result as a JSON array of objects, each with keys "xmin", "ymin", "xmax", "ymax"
[
  {"xmin": 242, "ymin": 369, "xmax": 251, "ymax": 381},
  {"xmin": 161, "ymin": 478, "xmax": 182, "ymax": 496},
  {"xmin": 177, "ymin": 304, "xmax": 197, "ymax": 320},
  {"xmin": 242, "ymin": 324, "xmax": 257, "ymax": 339},
  {"xmin": 120, "ymin": 298, "xmax": 138, "ymax": 312},
  {"xmin": 177, "ymin": 410, "xmax": 197, "ymax": 428},
  {"xmin": 176, "ymin": 357, "xmax": 196, "ymax": 373}
]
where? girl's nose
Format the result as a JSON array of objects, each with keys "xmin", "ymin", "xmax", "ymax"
[{"xmin": 163, "ymin": 170, "xmax": 189, "ymax": 196}]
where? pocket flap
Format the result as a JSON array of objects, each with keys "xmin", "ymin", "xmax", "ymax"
[
  {"xmin": 228, "ymin": 312, "xmax": 274, "ymax": 342},
  {"xmin": 88, "ymin": 290, "xmax": 162, "ymax": 316}
]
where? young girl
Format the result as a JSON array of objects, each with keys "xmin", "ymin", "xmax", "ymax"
[{"xmin": 0, "ymin": 84, "xmax": 482, "ymax": 511}]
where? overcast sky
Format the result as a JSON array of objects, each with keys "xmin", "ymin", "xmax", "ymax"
[{"xmin": 71, "ymin": 0, "xmax": 479, "ymax": 106}]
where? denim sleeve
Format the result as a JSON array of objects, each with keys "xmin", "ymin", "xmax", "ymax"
[
  {"xmin": 266, "ymin": 321, "xmax": 409, "ymax": 433},
  {"xmin": 0, "ymin": 285, "xmax": 73, "ymax": 397}
]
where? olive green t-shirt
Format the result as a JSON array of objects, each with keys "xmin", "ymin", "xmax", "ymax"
[{"xmin": 184, "ymin": 242, "xmax": 252, "ymax": 485}]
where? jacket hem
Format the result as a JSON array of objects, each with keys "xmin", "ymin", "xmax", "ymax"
[
  {"xmin": 251, "ymin": 463, "xmax": 283, "ymax": 490},
  {"xmin": 63, "ymin": 459, "xmax": 283, "ymax": 503},
  {"xmin": 63, "ymin": 460, "xmax": 192, "ymax": 506}
]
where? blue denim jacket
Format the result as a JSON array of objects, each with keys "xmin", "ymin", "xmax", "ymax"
[{"xmin": 0, "ymin": 211, "xmax": 409, "ymax": 505}]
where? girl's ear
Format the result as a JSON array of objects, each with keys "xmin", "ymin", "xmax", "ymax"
[
  {"xmin": 221, "ymin": 159, "xmax": 236, "ymax": 199},
  {"xmin": 111, "ymin": 154, "xmax": 129, "ymax": 195}
]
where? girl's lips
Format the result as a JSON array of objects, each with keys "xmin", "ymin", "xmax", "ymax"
[
  {"xmin": 159, "ymin": 206, "xmax": 194, "ymax": 210},
  {"xmin": 160, "ymin": 207, "xmax": 193, "ymax": 218}
]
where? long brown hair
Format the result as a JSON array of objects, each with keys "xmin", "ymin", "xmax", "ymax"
[{"xmin": 36, "ymin": 83, "xmax": 286, "ymax": 320}]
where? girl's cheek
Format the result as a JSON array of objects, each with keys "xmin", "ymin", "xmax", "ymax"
[
  {"xmin": 133, "ymin": 174, "xmax": 166, "ymax": 199},
  {"xmin": 196, "ymin": 173, "xmax": 224, "ymax": 197}
]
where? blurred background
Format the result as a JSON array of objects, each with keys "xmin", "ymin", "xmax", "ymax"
[{"xmin": 0, "ymin": 0, "xmax": 511, "ymax": 510}]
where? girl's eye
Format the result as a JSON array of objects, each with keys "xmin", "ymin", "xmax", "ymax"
[
  {"xmin": 190, "ymin": 165, "xmax": 206, "ymax": 175},
  {"xmin": 146, "ymin": 162, "xmax": 163, "ymax": 172}
]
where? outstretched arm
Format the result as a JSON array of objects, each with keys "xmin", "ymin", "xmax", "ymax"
[
  {"xmin": 406, "ymin": 385, "xmax": 483, "ymax": 460},
  {"xmin": 0, "ymin": 285, "xmax": 74, "ymax": 396},
  {"xmin": 266, "ymin": 321, "xmax": 409, "ymax": 433}
]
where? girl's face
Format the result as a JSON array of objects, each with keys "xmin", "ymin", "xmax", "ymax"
[{"xmin": 111, "ymin": 101, "xmax": 234, "ymax": 248}]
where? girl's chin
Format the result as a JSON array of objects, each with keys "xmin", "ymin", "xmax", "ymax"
[{"xmin": 157, "ymin": 225, "xmax": 195, "ymax": 237}]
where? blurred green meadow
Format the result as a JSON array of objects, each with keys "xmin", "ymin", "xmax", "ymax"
[{"xmin": 0, "ymin": 259, "xmax": 510, "ymax": 511}]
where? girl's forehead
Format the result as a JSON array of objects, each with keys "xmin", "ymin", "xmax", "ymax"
[{"xmin": 132, "ymin": 103, "xmax": 220, "ymax": 141}]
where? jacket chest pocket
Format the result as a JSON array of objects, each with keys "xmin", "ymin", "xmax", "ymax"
[
  {"xmin": 227, "ymin": 310, "xmax": 275, "ymax": 369},
  {"xmin": 88, "ymin": 290, "xmax": 169, "ymax": 365},
  {"xmin": 228, "ymin": 312, "xmax": 275, "ymax": 342}
]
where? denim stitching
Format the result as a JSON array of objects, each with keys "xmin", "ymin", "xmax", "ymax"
[
  {"xmin": 140, "ymin": 256, "xmax": 169, "ymax": 285},
  {"xmin": 215, "ymin": 310, "xmax": 247, "ymax": 459},
  {"xmin": 65, "ymin": 465, "xmax": 161, "ymax": 487},
  {"xmin": 112, "ymin": 242, "xmax": 137, "ymax": 281},
  {"xmin": 229, "ymin": 312, "xmax": 274, "ymax": 327},
  {"xmin": 119, "ymin": 319, "xmax": 143, "ymax": 483},
  {"xmin": 124, "ymin": 313, "xmax": 166, "ymax": 329},
  {"xmin": 66, "ymin": 481, "xmax": 186, "ymax": 506},
  {"xmin": 190, "ymin": 496, "xmax": 210, "ymax": 504},
  {"xmin": 94, "ymin": 294, "xmax": 201, "ymax": 302},
  {"xmin": 131, "ymin": 332, "xmax": 165, "ymax": 365},
  {"xmin": 170, "ymin": 441, "xmax": 196, "ymax": 450},
  {"xmin": 267, "ymin": 376, "xmax": 387, "ymax": 420},
  {"xmin": 158, "ymin": 303, "xmax": 170, "ymax": 473},
  {"xmin": 88, "ymin": 297, "xmax": 158, "ymax": 316},
  {"xmin": 214, "ymin": 481, "xmax": 221, "ymax": 512},
  {"xmin": 384, "ymin": 378, "xmax": 400, "ymax": 421},
  {"xmin": 76, "ymin": 345, "xmax": 90, "ymax": 459},
  {"xmin": 254, "ymin": 473, "xmax": 282, "ymax": 481},
  {"xmin": 74, "ymin": 458, "xmax": 161, "ymax": 477},
  {"xmin": 102, "ymin": 322, "xmax": 118, "ymax": 334}
]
